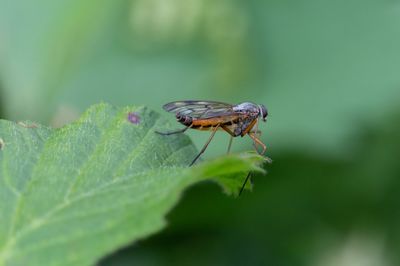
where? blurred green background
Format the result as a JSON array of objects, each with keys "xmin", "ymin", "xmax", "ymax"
[{"xmin": 1, "ymin": 0, "xmax": 400, "ymax": 265}]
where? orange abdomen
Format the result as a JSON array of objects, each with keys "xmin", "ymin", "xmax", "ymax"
[{"xmin": 190, "ymin": 116, "xmax": 239, "ymax": 130}]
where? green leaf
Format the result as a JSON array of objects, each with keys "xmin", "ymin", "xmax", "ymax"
[{"xmin": 0, "ymin": 103, "xmax": 265, "ymax": 266}]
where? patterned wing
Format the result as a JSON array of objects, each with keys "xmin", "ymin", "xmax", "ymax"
[{"xmin": 162, "ymin": 100, "xmax": 234, "ymax": 119}]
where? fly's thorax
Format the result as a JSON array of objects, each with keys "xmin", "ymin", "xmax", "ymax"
[
  {"xmin": 176, "ymin": 113, "xmax": 192, "ymax": 126},
  {"xmin": 240, "ymin": 116, "xmax": 258, "ymax": 136},
  {"xmin": 234, "ymin": 126, "xmax": 242, "ymax": 136},
  {"xmin": 233, "ymin": 102, "xmax": 260, "ymax": 117}
]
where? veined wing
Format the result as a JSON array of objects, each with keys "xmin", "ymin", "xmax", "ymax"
[{"xmin": 163, "ymin": 100, "xmax": 234, "ymax": 119}]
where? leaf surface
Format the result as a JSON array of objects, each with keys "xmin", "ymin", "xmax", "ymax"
[{"xmin": 0, "ymin": 103, "xmax": 265, "ymax": 266}]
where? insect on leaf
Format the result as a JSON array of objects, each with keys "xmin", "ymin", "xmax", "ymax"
[{"xmin": 0, "ymin": 103, "xmax": 265, "ymax": 266}]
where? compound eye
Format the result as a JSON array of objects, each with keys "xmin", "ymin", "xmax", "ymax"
[{"xmin": 260, "ymin": 105, "xmax": 268, "ymax": 121}]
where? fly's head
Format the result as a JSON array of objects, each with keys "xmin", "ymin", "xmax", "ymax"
[
  {"xmin": 234, "ymin": 102, "xmax": 268, "ymax": 122},
  {"xmin": 258, "ymin": 104, "xmax": 268, "ymax": 122}
]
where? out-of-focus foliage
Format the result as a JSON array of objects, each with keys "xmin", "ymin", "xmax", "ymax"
[
  {"xmin": 1, "ymin": 0, "xmax": 400, "ymax": 155},
  {"xmin": 1, "ymin": 0, "xmax": 399, "ymax": 265}
]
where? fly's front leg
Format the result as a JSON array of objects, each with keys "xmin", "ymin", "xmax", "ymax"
[
  {"xmin": 249, "ymin": 130, "xmax": 262, "ymax": 151},
  {"xmin": 250, "ymin": 129, "xmax": 262, "ymax": 137},
  {"xmin": 249, "ymin": 132, "xmax": 267, "ymax": 155}
]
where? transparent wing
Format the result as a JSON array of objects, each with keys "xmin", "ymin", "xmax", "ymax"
[{"xmin": 163, "ymin": 100, "xmax": 234, "ymax": 119}]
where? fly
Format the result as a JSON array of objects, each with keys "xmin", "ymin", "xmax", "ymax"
[{"xmin": 156, "ymin": 100, "xmax": 269, "ymax": 195}]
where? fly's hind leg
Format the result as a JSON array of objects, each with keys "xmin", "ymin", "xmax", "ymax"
[
  {"xmin": 155, "ymin": 126, "xmax": 190, "ymax": 135},
  {"xmin": 190, "ymin": 125, "xmax": 220, "ymax": 166}
]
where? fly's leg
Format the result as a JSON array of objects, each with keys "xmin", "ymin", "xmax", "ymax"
[
  {"xmin": 190, "ymin": 125, "xmax": 220, "ymax": 166},
  {"xmin": 227, "ymin": 136, "xmax": 233, "ymax": 154},
  {"xmin": 250, "ymin": 130, "xmax": 262, "ymax": 137},
  {"xmin": 221, "ymin": 125, "xmax": 236, "ymax": 154},
  {"xmin": 249, "ymin": 130, "xmax": 262, "ymax": 151},
  {"xmin": 239, "ymin": 172, "xmax": 252, "ymax": 196},
  {"xmin": 241, "ymin": 133, "xmax": 269, "ymax": 195},
  {"xmin": 222, "ymin": 124, "xmax": 253, "ymax": 195},
  {"xmin": 155, "ymin": 126, "xmax": 190, "ymax": 135},
  {"xmin": 249, "ymin": 132, "xmax": 267, "ymax": 155}
]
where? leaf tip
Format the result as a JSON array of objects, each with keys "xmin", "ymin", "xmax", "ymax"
[{"xmin": 193, "ymin": 152, "xmax": 271, "ymax": 196}]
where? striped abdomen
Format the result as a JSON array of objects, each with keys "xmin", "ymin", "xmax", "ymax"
[{"xmin": 176, "ymin": 113, "xmax": 193, "ymax": 126}]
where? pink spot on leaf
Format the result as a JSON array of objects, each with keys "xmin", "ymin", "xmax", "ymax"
[{"xmin": 127, "ymin": 112, "xmax": 140, "ymax": 124}]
